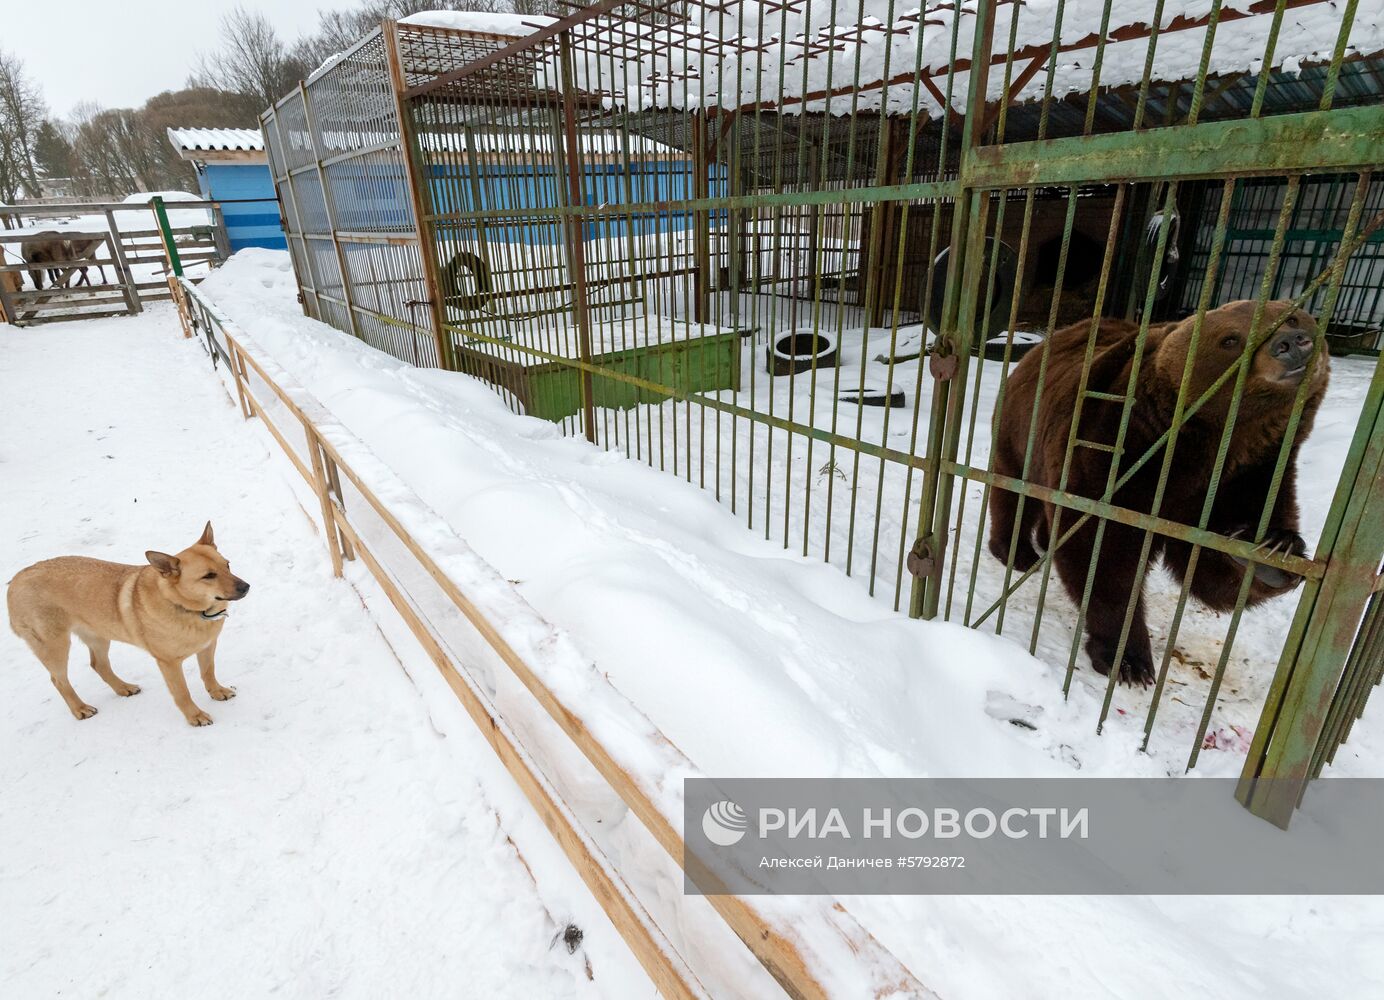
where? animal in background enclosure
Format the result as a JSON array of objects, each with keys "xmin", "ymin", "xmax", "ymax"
[
  {"xmin": 66, "ymin": 238, "xmax": 108, "ymax": 286},
  {"xmin": 987, "ymin": 300, "xmax": 1329, "ymax": 686},
  {"xmin": 7, "ymin": 522, "xmax": 251, "ymax": 727},
  {"xmin": 20, "ymin": 233, "xmax": 70, "ymax": 290}
]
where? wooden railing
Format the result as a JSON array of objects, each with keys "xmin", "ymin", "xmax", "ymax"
[{"xmin": 172, "ymin": 275, "xmax": 936, "ymax": 1000}]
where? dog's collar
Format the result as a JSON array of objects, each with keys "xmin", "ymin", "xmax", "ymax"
[{"xmin": 199, "ymin": 608, "xmax": 229, "ymax": 621}]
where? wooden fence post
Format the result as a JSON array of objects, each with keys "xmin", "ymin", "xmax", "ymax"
[
  {"xmin": 304, "ymin": 424, "xmax": 347, "ymax": 578},
  {"xmin": 103, "ymin": 209, "xmax": 143, "ymax": 314}
]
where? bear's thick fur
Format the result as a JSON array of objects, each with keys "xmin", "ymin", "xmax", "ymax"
[{"xmin": 988, "ymin": 300, "xmax": 1329, "ymax": 685}]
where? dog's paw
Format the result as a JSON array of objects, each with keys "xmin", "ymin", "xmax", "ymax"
[
  {"xmin": 208, "ymin": 685, "xmax": 237, "ymax": 702},
  {"xmin": 185, "ymin": 710, "xmax": 214, "ymax": 727},
  {"xmin": 114, "ymin": 682, "xmax": 141, "ymax": 697},
  {"xmin": 72, "ymin": 704, "xmax": 98, "ymax": 720}
]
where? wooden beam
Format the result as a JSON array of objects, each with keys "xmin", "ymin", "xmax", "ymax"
[{"xmin": 175, "ymin": 148, "xmax": 268, "ymax": 165}]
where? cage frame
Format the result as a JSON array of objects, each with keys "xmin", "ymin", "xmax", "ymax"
[{"xmin": 260, "ymin": 1, "xmax": 1384, "ymax": 836}]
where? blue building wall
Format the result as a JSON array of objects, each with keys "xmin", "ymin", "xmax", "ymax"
[
  {"xmin": 427, "ymin": 161, "xmax": 727, "ymax": 245},
  {"xmin": 198, "ymin": 163, "xmax": 286, "ymax": 252}
]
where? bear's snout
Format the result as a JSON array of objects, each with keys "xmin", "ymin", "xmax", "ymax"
[{"xmin": 1266, "ymin": 327, "xmax": 1314, "ymax": 379}]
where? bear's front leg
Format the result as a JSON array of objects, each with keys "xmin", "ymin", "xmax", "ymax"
[
  {"xmin": 1053, "ymin": 520, "xmax": 1157, "ymax": 686},
  {"xmin": 1083, "ymin": 610, "xmax": 1156, "ymax": 687}
]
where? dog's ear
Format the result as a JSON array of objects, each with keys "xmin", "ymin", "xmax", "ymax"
[
  {"xmin": 198, "ymin": 521, "xmax": 215, "ymax": 547},
  {"xmin": 146, "ymin": 551, "xmax": 180, "ymax": 577}
]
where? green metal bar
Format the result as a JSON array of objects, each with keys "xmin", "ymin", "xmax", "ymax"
[
  {"xmin": 910, "ymin": 0, "xmax": 998, "ymax": 621},
  {"xmin": 893, "ymin": 8, "xmax": 967, "ymax": 611},
  {"xmin": 151, "ymin": 196, "xmax": 183, "ymax": 278},
  {"xmin": 1183, "ymin": 175, "xmax": 1314, "ymax": 767},
  {"xmin": 1239, "ymin": 352, "xmax": 1384, "ymax": 827},
  {"xmin": 1317, "ymin": 585, "xmax": 1384, "ymax": 773},
  {"xmin": 964, "ymin": 106, "xmax": 1384, "ymax": 188},
  {"xmin": 1142, "ymin": 178, "xmax": 1240, "ymax": 747},
  {"xmin": 421, "ymin": 178, "xmax": 961, "ymax": 224}
]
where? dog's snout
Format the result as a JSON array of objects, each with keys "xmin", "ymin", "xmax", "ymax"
[
  {"xmin": 234, "ymin": 579, "xmax": 250, "ymax": 597},
  {"xmin": 1268, "ymin": 327, "xmax": 1314, "ymax": 371}
]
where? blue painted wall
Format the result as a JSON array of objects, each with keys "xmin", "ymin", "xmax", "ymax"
[
  {"xmin": 426, "ymin": 161, "xmax": 727, "ymax": 245},
  {"xmin": 313, "ymin": 159, "xmax": 721, "ymax": 247},
  {"xmin": 198, "ymin": 163, "xmax": 286, "ymax": 252}
]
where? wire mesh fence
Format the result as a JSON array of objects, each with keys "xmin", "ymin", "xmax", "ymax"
[{"xmin": 261, "ymin": 0, "xmax": 1384, "ymax": 824}]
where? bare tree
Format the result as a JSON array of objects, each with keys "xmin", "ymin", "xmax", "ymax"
[
  {"xmin": 193, "ymin": 6, "xmax": 309, "ymax": 112},
  {"xmin": 0, "ymin": 49, "xmax": 45, "ymax": 202},
  {"xmin": 70, "ymin": 105, "xmax": 159, "ymax": 193},
  {"xmin": 508, "ymin": 0, "xmax": 567, "ymax": 16}
]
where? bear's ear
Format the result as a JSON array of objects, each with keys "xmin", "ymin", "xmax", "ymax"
[
  {"xmin": 146, "ymin": 551, "xmax": 181, "ymax": 577},
  {"xmin": 197, "ymin": 521, "xmax": 215, "ymax": 547}
]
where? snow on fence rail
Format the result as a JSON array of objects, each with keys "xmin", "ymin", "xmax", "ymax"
[{"xmin": 170, "ymin": 275, "xmax": 934, "ymax": 1000}]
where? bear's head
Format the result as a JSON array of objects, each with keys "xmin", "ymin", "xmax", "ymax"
[{"xmin": 1153, "ymin": 299, "xmax": 1329, "ymax": 422}]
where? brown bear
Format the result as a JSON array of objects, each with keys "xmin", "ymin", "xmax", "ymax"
[{"xmin": 987, "ymin": 299, "xmax": 1329, "ymax": 685}]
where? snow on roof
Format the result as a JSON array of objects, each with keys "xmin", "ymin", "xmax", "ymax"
[
  {"xmin": 306, "ymin": 12, "xmax": 559, "ymax": 87},
  {"xmin": 514, "ymin": 0, "xmax": 1384, "ymax": 116},
  {"xmin": 399, "ymin": 11, "xmax": 556, "ymax": 37},
  {"xmin": 167, "ymin": 128, "xmax": 265, "ymax": 153}
]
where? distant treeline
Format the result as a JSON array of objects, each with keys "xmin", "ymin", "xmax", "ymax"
[{"xmin": 1, "ymin": 0, "xmax": 562, "ymax": 202}]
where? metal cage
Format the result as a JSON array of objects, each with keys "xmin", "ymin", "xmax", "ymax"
[{"xmin": 262, "ymin": 0, "xmax": 1384, "ymax": 826}]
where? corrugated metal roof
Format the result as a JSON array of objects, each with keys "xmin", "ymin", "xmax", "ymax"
[{"xmin": 167, "ymin": 128, "xmax": 265, "ymax": 153}]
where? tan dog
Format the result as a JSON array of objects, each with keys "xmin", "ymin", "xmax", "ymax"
[{"xmin": 7, "ymin": 523, "xmax": 250, "ymax": 726}]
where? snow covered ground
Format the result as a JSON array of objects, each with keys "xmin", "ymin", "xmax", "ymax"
[
  {"xmin": 191, "ymin": 250, "xmax": 1384, "ymax": 999},
  {"xmin": 0, "ymin": 307, "xmax": 649, "ymax": 999}
]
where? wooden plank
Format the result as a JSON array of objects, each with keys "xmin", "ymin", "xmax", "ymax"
[
  {"xmin": 0, "ymin": 230, "xmax": 111, "ymax": 243},
  {"xmin": 8, "ymin": 292, "xmax": 131, "ymax": 308},
  {"xmin": 210, "ymin": 204, "xmax": 234, "ymax": 262},
  {"xmin": 0, "ymin": 199, "xmax": 220, "ymax": 217},
  {"xmin": 186, "ymin": 280, "xmax": 931, "ymax": 1000},
  {"xmin": 304, "ymin": 425, "xmax": 346, "ymax": 578},
  {"xmin": 20, "ymin": 310, "xmax": 131, "ymax": 326},
  {"xmin": 175, "ymin": 148, "xmax": 265, "ymax": 165},
  {"xmin": 105, "ymin": 210, "xmax": 143, "ymax": 314},
  {"xmin": 113, "ymin": 228, "xmax": 218, "ymax": 240}
]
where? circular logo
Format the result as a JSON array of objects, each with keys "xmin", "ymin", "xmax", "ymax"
[{"xmin": 702, "ymin": 800, "xmax": 749, "ymax": 847}]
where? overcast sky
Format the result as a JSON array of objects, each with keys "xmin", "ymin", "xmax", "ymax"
[{"xmin": 6, "ymin": 1, "xmax": 328, "ymax": 119}]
